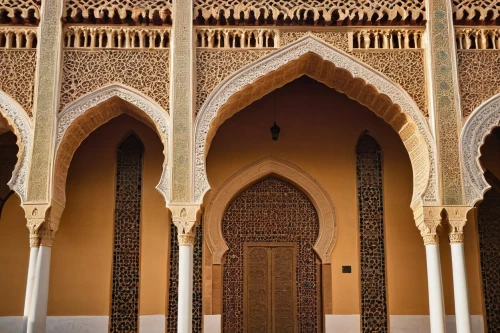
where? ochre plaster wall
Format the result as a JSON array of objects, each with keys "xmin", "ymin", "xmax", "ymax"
[
  {"xmin": 48, "ymin": 114, "xmax": 170, "ymax": 316},
  {"xmin": 205, "ymin": 76, "xmax": 483, "ymax": 316},
  {"xmin": 0, "ymin": 193, "xmax": 29, "ymax": 315}
]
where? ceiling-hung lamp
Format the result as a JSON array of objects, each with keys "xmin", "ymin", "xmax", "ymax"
[{"xmin": 270, "ymin": 90, "xmax": 281, "ymax": 141}]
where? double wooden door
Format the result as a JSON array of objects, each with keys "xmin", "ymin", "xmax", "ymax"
[{"xmin": 244, "ymin": 243, "xmax": 298, "ymax": 333}]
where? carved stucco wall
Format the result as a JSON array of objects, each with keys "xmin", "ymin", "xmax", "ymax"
[
  {"xmin": 0, "ymin": 50, "xmax": 37, "ymax": 117},
  {"xmin": 60, "ymin": 50, "xmax": 170, "ymax": 113},
  {"xmin": 196, "ymin": 31, "xmax": 427, "ymax": 122},
  {"xmin": 458, "ymin": 51, "xmax": 500, "ymax": 119}
]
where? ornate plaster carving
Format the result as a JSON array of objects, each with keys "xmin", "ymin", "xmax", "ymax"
[
  {"xmin": 194, "ymin": 36, "xmax": 438, "ymax": 207},
  {"xmin": 352, "ymin": 29, "xmax": 424, "ymax": 49},
  {"xmin": 0, "ymin": 91, "xmax": 32, "ymax": 203},
  {"xmin": 56, "ymin": 84, "xmax": 170, "ymax": 204},
  {"xmin": 204, "ymin": 155, "xmax": 337, "ymax": 265},
  {"xmin": 444, "ymin": 206, "xmax": 472, "ymax": 244},
  {"xmin": 171, "ymin": 204, "xmax": 200, "ymax": 246},
  {"xmin": 454, "ymin": 0, "xmax": 500, "ymax": 23},
  {"xmin": 413, "ymin": 206, "xmax": 444, "ymax": 245},
  {"xmin": 197, "ymin": 27, "xmax": 278, "ymax": 49},
  {"xmin": 461, "ymin": 94, "xmax": 500, "ymax": 206},
  {"xmin": 0, "ymin": 27, "xmax": 37, "ymax": 49},
  {"xmin": 194, "ymin": 0, "xmax": 425, "ymax": 25},
  {"xmin": 0, "ymin": 0, "xmax": 40, "ymax": 23}
]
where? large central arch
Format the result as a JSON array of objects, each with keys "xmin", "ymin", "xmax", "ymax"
[{"xmin": 194, "ymin": 35, "xmax": 438, "ymax": 208}]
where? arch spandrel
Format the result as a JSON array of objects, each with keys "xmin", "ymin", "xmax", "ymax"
[
  {"xmin": 55, "ymin": 84, "xmax": 170, "ymax": 206},
  {"xmin": 194, "ymin": 35, "xmax": 438, "ymax": 207},
  {"xmin": 204, "ymin": 155, "xmax": 337, "ymax": 265},
  {"xmin": 461, "ymin": 93, "xmax": 500, "ymax": 206},
  {"xmin": 0, "ymin": 91, "xmax": 33, "ymax": 203}
]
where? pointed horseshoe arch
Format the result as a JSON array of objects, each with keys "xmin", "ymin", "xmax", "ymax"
[
  {"xmin": 55, "ymin": 84, "xmax": 170, "ymax": 205},
  {"xmin": 204, "ymin": 155, "xmax": 337, "ymax": 265},
  {"xmin": 194, "ymin": 35, "xmax": 438, "ymax": 207},
  {"xmin": 0, "ymin": 91, "xmax": 32, "ymax": 203},
  {"xmin": 461, "ymin": 93, "xmax": 500, "ymax": 206}
]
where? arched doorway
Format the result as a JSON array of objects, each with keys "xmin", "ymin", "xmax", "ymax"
[
  {"xmin": 222, "ymin": 177, "xmax": 321, "ymax": 332},
  {"xmin": 477, "ymin": 127, "xmax": 500, "ymax": 332}
]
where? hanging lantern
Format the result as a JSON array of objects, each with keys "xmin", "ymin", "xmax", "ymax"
[{"xmin": 270, "ymin": 121, "xmax": 281, "ymax": 141}]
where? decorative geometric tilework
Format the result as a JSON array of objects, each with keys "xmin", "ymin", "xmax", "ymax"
[
  {"xmin": 356, "ymin": 134, "xmax": 388, "ymax": 333},
  {"xmin": 478, "ymin": 187, "xmax": 500, "ymax": 333},
  {"xmin": 109, "ymin": 135, "xmax": 143, "ymax": 333},
  {"xmin": 222, "ymin": 177, "xmax": 320, "ymax": 333},
  {"xmin": 167, "ymin": 220, "xmax": 203, "ymax": 332},
  {"xmin": 0, "ymin": 132, "xmax": 18, "ymax": 217}
]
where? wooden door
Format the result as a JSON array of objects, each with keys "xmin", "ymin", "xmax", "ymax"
[{"xmin": 244, "ymin": 243, "xmax": 298, "ymax": 333}]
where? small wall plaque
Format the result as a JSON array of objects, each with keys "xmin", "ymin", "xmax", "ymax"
[{"xmin": 342, "ymin": 266, "xmax": 351, "ymax": 273}]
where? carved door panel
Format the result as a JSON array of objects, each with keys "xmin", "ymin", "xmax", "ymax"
[{"xmin": 244, "ymin": 243, "xmax": 298, "ymax": 333}]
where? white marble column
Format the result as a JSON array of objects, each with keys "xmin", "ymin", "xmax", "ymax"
[
  {"xmin": 178, "ymin": 244, "xmax": 194, "ymax": 333},
  {"xmin": 171, "ymin": 205, "xmax": 199, "ymax": 333},
  {"xmin": 23, "ymin": 246, "xmax": 39, "ymax": 333},
  {"xmin": 450, "ymin": 242, "xmax": 472, "ymax": 333},
  {"xmin": 27, "ymin": 246, "xmax": 52, "ymax": 333},
  {"xmin": 425, "ymin": 244, "xmax": 446, "ymax": 333}
]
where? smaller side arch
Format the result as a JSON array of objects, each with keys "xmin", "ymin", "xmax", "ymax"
[
  {"xmin": 461, "ymin": 93, "xmax": 500, "ymax": 206},
  {"xmin": 204, "ymin": 155, "xmax": 337, "ymax": 265},
  {"xmin": 0, "ymin": 91, "xmax": 33, "ymax": 203},
  {"xmin": 55, "ymin": 84, "xmax": 170, "ymax": 206}
]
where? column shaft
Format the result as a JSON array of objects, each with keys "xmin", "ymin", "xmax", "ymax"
[
  {"xmin": 178, "ymin": 245, "xmax": 194, "ymax": 333},
  {"xmin": 27, "ymin": 246, "xmax": 52, "ymax": 333},
  {"xmin": 23, "ymin": 247, "xmax": 39, "ymax": 333},
  {"xmin": 451, "ymin": 243, "xmax": 472, "ymax": 333},
  {"xmin": 425, "ymin": 244, "xmax": 446, "ymax": 333}
]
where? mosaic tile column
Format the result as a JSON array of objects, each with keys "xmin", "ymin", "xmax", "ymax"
[
  {"xmin": 22, "ymin": 0, "xmax": 63, "ymax": 330},
  {"xmin": 170, "ymin": 0, "xmax": 194, "ymax": 203},
  {"xmin": 426, "ymin": 0, "xmax": 464, "ymax": 206}
]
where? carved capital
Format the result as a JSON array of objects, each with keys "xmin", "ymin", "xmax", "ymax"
[
  {"xmin": 171, "ymin": 204, "xmax": 201, "ymax": 246},
  {"xmin": 414, "ymin": 206, "xmax": 444, "ymax": 245},
  {"xmin": 22, "ymin": 201, "xmax": 64, "ymax": 248},
  {"xmin": 444, "ymin": 206, "xmax": 472, "ymax": 244}
]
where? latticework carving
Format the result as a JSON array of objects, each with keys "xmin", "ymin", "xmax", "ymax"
[
  {"xmin": 357, "ymin": 134, "xmax": 388, "ymax": 333},
  {"xmin": 0, "ymin": 0, "xmax": 40, "ymax": 25},
  {"xmin": 280, "ymin": 31, "xmax": 349, "ymax": 50},
  {"xmin": 197, "ymin": 28, "xmax": 278, "ymax": 49},
  {"xmin": 109, "ymin": 135, "xmax": 143, "ymax": 333},
  {"xmin": 458, "ymin": 51, "xmax": 500, "ymax": 118},
  {"xmin": 454, "ymin": 0, "xmax": 500, "ymax": 24},
  {"xmin": 63, "ymin": 0, "xmax": 172, "ymax": 25},
  {"xmin": 167, "ymin": 222, "xmax": 203, "ymax": 333},
  {"xmin": 61, "ymin": 50, "xmax": 170, "ymax": 112},
  {"xmin": 456, "ymin": 28, "xmax": 500, "ymax": 50},
  {"xmin": 478, "ymin": 188, "xmax": 500, "ymax": 333},
  {"xmin": 196, "ymin": 50, "xmax": 272, "ymax": 117},
  {"xmin": 194, "ymin": 0, "xmax": 425, "ymax": 25},
  {"xmin": 0, "ymin": 50, "xmax": 36, "ymax": 117},
  {"xmin": 0, "ymin": 28, "xmax": 37, "ymax": 49},
  {"xmin": 352, "ymin": 50, "xmax": 427, "ymax": 116},
  {"xmin": 222, "ymin": 177, "xmax": 320, "ymax": 333},
  {"xmin": 352, "ymin": 29, "xmax": 423, "ymax": 49}
]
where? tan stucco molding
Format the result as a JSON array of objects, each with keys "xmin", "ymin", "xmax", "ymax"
[
  {"xmin": 443, "ymin": 206, "xmax": 472, "ymax": 244},
  {"xmin": 54, "ymin": 84, "xmax": 171, "ymax": 207},
  {"xmin": 0, "ymin": 90, "xmax": 33, "ymax": 203},
  {"xmin": 413, "ymin": 206, "xmax": 445, "ymax": 245},
  {"xmin": 204, "ymin": 155, "xmax": 337, "ymax": 265},
  {"xmin": 194, "ymin": 35, "xmax": 439, "ymax": 210},
  {"xmin": 461, "ymin": 93, "xmax": 500, "ymax": 206},
  {"xmin": 170, "ymin": 204, "xmax": 201, "ymax": 246},
  {"xmin": 22, "ymin": 200, "xmax": 64, "ymax": 247}
]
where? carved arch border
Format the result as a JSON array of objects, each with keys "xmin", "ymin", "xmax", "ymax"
[
  {"xmin": 204, "ymin": 155, "xmax": 337, "ymax": 265},
  {"xmin": 194, "ymin": 35, "xmax": 439, "ymax": 208},
  {"xmin": 55, "ymin": 84, "xmax": 170, "ymax": 204},
  {"xmin": 0, "ymin": 91, "xmax": 32, "ymax": 203},
  {"xmin": 461, "ymin": 93, "xmax": 500, "ymax": 206}
]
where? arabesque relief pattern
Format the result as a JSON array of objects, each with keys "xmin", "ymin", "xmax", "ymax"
[
  {"xmin": 194, "ymin": 0, "xmax": 425, "ymax": 25},
  {"xmin": 167, "ymin": 223, "xmax": 203, "ymax": 333},
  {"xmin": 0, "ymin": 0, "xmax": 40, "ymax": 23},
  {"xmin": 61, "ymin": 50, "xmax": 170, "ymax": 112},
  {"xmin": 454, "ymin": 0, "xmax": 500, "ymax": 23},
  {"xmin": 357, "ymin": 134, "xmax": 388, "ymax": 332},
  {"xmin": 196, "ymin": 50, "xmax": 272, "ymax": 117},
  {"xmin": 109, "ymin": 135, "xmax": 143, "ymax": 333},
  {"xmin": 478, "ymin": 188, "xmax": 500, "ymax": 333},
  {"xmin": 0, "ymin": 50, "xmax": 37, "ymax": 117},
  {"xmin": 458, "ymin": 51, "xmax": 500, "ymax": 118},
  {"xmin": 222, "ymin": 177, "xmax": 320, "ymax": 333}
]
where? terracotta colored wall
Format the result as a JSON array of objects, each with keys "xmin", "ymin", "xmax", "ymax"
[
  {"xmin": 48, "ymin": 114, "xmax": 170, "ymax": 316},
  {"xmin": 205, "ymin": 76, "xmax": 483, "ymax": 316},
  {"xmin": 0, "ymin": 193, "xmax": 29, "ymax": 315}
]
